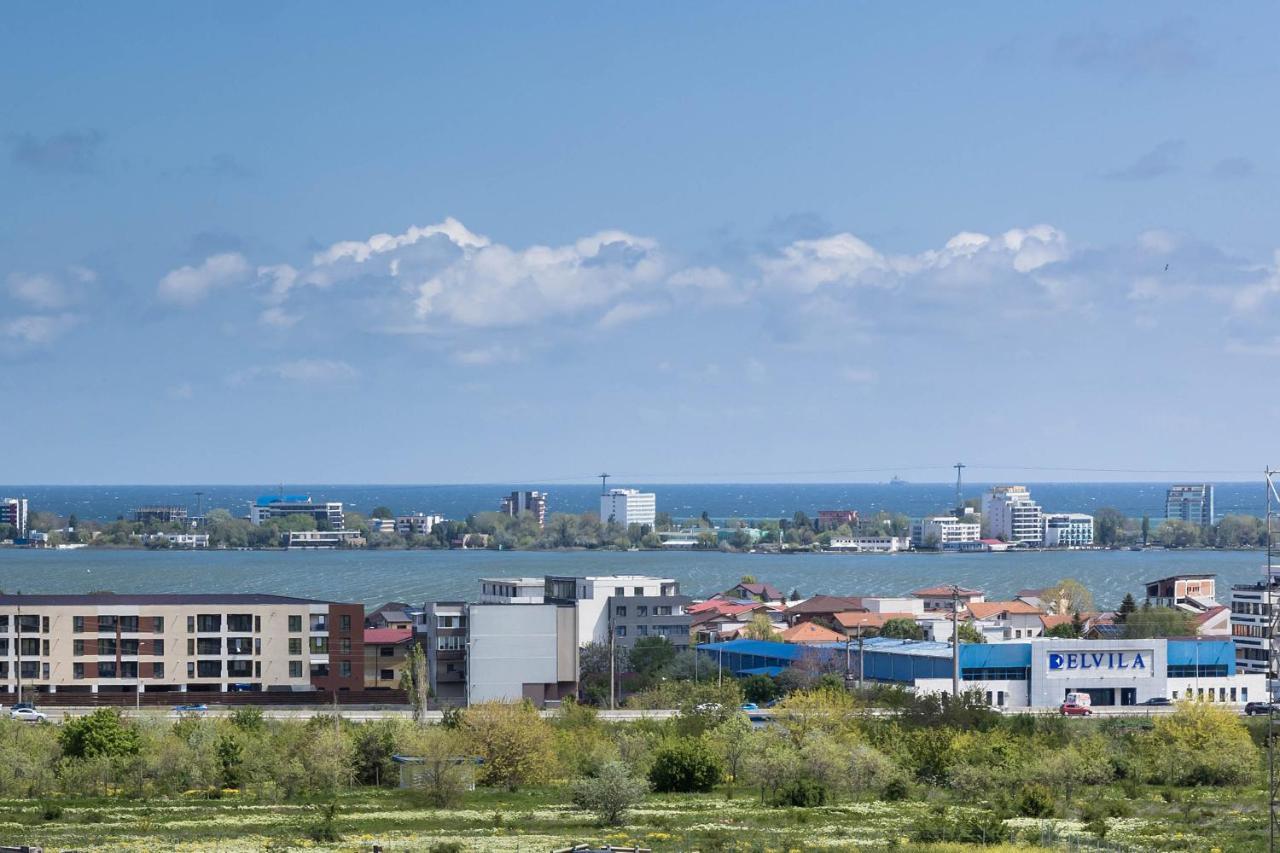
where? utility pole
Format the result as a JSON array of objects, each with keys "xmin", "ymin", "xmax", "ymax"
[
  {"xmin": 954, "ymin": 462, "xmax": 966, "ymax": 515},
  {"xmin": 951, "ymin": 584, "xmax": 960, "ymax": 698},
  {"xmin": 598, "ymin": 473, "xmax": 610, "ymax": 496},
  {"xmin": 14, "ymin": 596, "xmax": 21, "ymax": 707},
  {"xmin": 194, "ymin": 491, "xmax": 204, "ymax": 524}
]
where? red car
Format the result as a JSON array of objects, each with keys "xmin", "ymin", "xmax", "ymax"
[{"xmin": 1060, "ymin": 702, "xmax": 1093, "ymax": 716}]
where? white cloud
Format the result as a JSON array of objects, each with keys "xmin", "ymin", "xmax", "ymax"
[
  {"xmin": 311, "ymin": 217, "xmax": 488, "ymax": 266},
  {"xmin": 229, "ymin": 358, "xmax": 359, "ymax": 386},
  {"xmin": 839, "ymin": 366, "xmax": 878, "ymax": 384},
  {"xmin": 158, "ymin": 253, "xmax": 250, "ymax": 305},
  {"xmin": 259, "ymin": 306, "xmax": 301, "ymax": 328},
  {"xmin": 7, "ymin": 273, "xmax": 69, "ymax": 309},
  {"xmin": 597, "ymin": 301, "xmax": 662, "ymax": 329},
  {"xmin": 452, "ymin": 345, "xmax": 521, "ymax": 366},
  {"xmin": 2, "ymin": 313, "xmax": 79, "ymax": 346}
]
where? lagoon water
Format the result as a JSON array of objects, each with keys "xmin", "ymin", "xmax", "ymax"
[{"xmin": 0, "ymin": 546, "xmax": 1265, "ymax": 611}]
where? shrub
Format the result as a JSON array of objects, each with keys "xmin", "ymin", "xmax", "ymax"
[
  {"xmin": 571, "ymin": 760, "xmax": 649, "ymax": 825},
  {"xmin": 306, "ymin": 801, "xmax": 340, "ymax": 843},
  {"xmin": 429, "ymin": 843, "xmax": 467, "ymax": 853},
  {"xmin": 773, "ymin": 777, "xmax": 827, "ymax": 807},
  {"xmin": 1015, "ymin": 782, "xmax": 1055, "ymax": 817},
  {"xmin": 40, "ymin": 802, "xmax": 63, "ymax": 821},
  {"xmin": 229, "ymin": 707, "xmax": 265, "ymax": 732},
  {"xmin": 58, "ymin": 709, "xmax": 141, "ymax": 759},
  {"xmin": 739, "ymin": 674, "xmax": 780, "ymax": 705},
  {"xmin": 882, "ymin": 776, "xmax": 910, "ymax": 801},
  {"xmin": 648, "ymin": 738, "xmax": 723, "ymax": 793}
]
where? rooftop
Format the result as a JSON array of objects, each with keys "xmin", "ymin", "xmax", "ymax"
[
  {"xmin": 0, "ymin": 593, "xmax": 342, "ymax": 606},
  {"xmin": 364, "ymin": 627, "xmax": 414, "ymax": 645},
  {"xmin": 912, "ymin": 585, "xmax": 984, "ymax": 598}
]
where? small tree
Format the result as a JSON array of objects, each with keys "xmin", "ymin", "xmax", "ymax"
[
  {"xmin": 571, "ymin": 760, "xmax": 649, "ymax": 825},
  {"xmin": 401, "ymin": 642, "xmax": 431, "ymax": 722},
  {"xmin": 1116, "ymin": 593, "xmax": 1137, "ymax": 624},
  {"xmin": 880, "ymin": 618, "xmax": 924, "ymax": 641},
  {"xmin": 459, "ymin": 701, "xmax": 556, "ymax": 790},
  {"xmin": 741, "ymin": 613, "xmax": 781, "ymax": 641},
  {"xmin": 648, "ymin": 737, "xmax": 723, "ymax": 792},
  {"xmin": 58, "ymin": 708, "xmax": 141, "ymax": 759},
  {"xmin": 956, "ymin": 622, "xmax": 986, "ymax": 644}
]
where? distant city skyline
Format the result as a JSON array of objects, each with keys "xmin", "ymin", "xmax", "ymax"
[{"xmin": 4, "ymin": 3, "xmax": 1279, "ymax": 483}]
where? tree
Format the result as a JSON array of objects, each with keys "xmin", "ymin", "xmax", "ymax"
[
  {"xmin": 59, "ymin": 708, "xmax": 141, "ymax": 759},
  {"xmin": 1094, "ymin": 507, "xmax": 1127, "ymax": 546},
  {"xmin": 710, "ymin": 713, "xmax": 753, "ymax": 798},
  {"xmin": 1116, "ymin": 593, "xmax": 1137, "ymax": 624},
  {"xmin": 571, "ymin": 760, "xmax": 649, "ymax": 825},
  {"xmin": 370, "ymin": 506, "xmax": 394, "ymax": 519},
  {"xmin": 1122, "ymin": 605, "xmax": 1197, "ymax": 639},
  {"xmin": 1138, "ymin": 701, "xmax": 1259, "ymax": 786},
  {"xmin": 395, "ymin": 724, "xmax": 474, "ymax": 807},
  {"xmin": 1041, "ymin": 578, "xmax": 1095, "ymax": 615},
  {"xmin": 739, "ymin": 673, "xmax": 780, "ymax": 704},
  {"xmin": 628, "ymin": 636, "xmax": 676, "ymax": 682},
  {"xmin": 1045, "ymin": 621, "xmax": 1079, "ymax": 639},
  {"xmin": 880, "ymin": 618, "xmax": 924, "ymax": 641},
  {"xmin": 648, "ymin": 737, "xmax": 723, "ymax": 792},
  {"xmin": 956, "ymin": 622, "xmax": 986, "ymax": 643},
  {"xmin": 400, "ymin": 643, "xmax": 430, "ymax": 722},
  {"xmin": 459, "ymin": 701, "xmax": 556, "ymax": 790},
  {"xmin": 1154, "ymin": 519, "xmax": 1202, "ymax": 548},
  {"xmin": 741, "ymin": 612, "xmax": 781, "ymax": 641}
]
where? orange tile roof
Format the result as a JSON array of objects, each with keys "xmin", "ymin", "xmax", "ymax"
[
  {"xmin": 780, "ymin": 622, "xmax": 845, "ymax": 644},
  {"xmin": 912, "ymin": 585, "xmax": 984, "ymax": 597},
  {"xmin": 363, "ymin": 628, "xmax": 413, "ymax": 645},
  {"xmin": 833, "ymin": 611, "xmax": 919, "ymax": 631},
  {"xmin": 966, "ymin": 601, "xmax": 1044, "ymax": 620}
]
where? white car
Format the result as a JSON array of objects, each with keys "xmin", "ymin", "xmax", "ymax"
[{"xmin": 10, "ymin": 707, "xmax": 47, "ymax": 722}]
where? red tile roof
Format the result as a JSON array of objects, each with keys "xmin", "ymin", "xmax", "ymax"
[
  {"xmin": 780, "ymin": 622, "xmax": 844, "ymax": 644},
  {"xmin": 363, "ymin": 628, "xmax": 413, "ymax": 645}
]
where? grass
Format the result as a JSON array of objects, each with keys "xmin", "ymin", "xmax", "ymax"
[{"xmin": 0, "ymin": 783, "xmax": 1266, "ymax": 851}]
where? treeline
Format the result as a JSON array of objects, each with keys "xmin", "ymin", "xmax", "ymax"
[
  {"xmin": 1094, "ymin": 507, "xmax": 1268, "ymax": 548},
  {"xmin": 0, "ymin": 687, "xmax": 1262, "ymax": 845}
]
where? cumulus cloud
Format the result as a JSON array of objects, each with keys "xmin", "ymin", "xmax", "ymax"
[
  {"xmin": 158, "ymin": 253, "xmax": 250, "ymax": 305},
  {"xmin": 2, "ymin": 313, "xmax": 80, "ymax": 346},
  {"xmin": 8, "ymin": 273, "xmax": 69, "ymax": 309}
]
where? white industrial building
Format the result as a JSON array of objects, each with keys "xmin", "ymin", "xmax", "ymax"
[
  {"xmin": 600, "ymin": 488, "xmax": 656, "ymax": 528},
  {"xmin": 910, "ymin": 516, "xmax": 981, "ymax": 550},
  {"xmin": 827, "ymin": 536, "xmax": 910, "ymax": 552},
  {"xmin": 465, "ymin": 603, "xmax": 579, "ymax": 705}
]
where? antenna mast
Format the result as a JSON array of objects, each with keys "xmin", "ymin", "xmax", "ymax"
[
  {"xmin": 954, "ymin": 462, "xmax": 966, "ymax": 514},
  {"xmin": 598, "ymin": 473, "xmax": 610, "ymax": 495}
]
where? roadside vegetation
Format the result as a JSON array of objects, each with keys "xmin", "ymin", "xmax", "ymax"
[{"xmin": 0, "ymin": 687, "xmax": 1269, "ymax": 851}]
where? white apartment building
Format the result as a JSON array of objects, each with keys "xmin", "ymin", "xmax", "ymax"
[
  {"xmin": 396, "ymin": 514, "xmax": 442, "ymax": 536},
  {"xmin": 1166, "ymin": 484, "xmax": 1214, "ymax": 526},
  {"xmin": 982, "ymin": 486, "xmax": 1044, "ymax": 545},
  {"xmin": 910, "ymin": 516, "xmax": 981, "ymax": 550},
  {"xmin": 478, "ymin": 577, "xmax": 546, "ymax": 604},
  {"xmin": 1043, "ymin": 513, "xmax": 1094, "ymax": 547},
  {"xmin": 1230, "ymin": 567, "xmax": 1278, "ymax": 676},
  {"xmin": 1, "ymin": 498, "xmax": 28, "ymax": 538},
  {"xmin": 600, "ymin": 489, "xmax": 656, "ymax": 528},
  {"xmin": 544, "ymin": 575, "xmax": 682, "ymax": 645}
]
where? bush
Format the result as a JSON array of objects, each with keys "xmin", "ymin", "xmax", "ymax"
[
  {"xmin": 306, "ymin": 801, "xmax": 340, "ymax": 843},
  {"xmin": 648, "ymin": 738, "xmax": 723, "ymax": 793},
  {"xmin": 571, "ymin": 760, "xmax": 649, "ymax": 825},
  {"xmin": 772, "ymin": 777, "xmax": 826, "ymax": 807},
  {"xmin": 40, "ymin": 802, "xmax": 63, "ymax": 821},
  {"xmin": 229, "ymin": 707, "xmax": 265, "ymax": 732},
  {"xmin": 429, "ymin": 843, "xmax": 467, "ymax": 853},
  {"xmin": 1015, "ymin": 782, "xmax": 1055, "ymax": 817},
  {"xmin": 739, "ymin": 674, "xmax": 780, "ymax": 705},
  {"xmin": 882, "ymin": 776, "xmax": 911, "ymax": 801},
  {"xmin": 59, "ymin": 709, "xmax": 141, "ymax": 759}
]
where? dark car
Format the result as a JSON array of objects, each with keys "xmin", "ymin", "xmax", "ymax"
[
  {"xmin": 1245, "ymin": 701, "xmax": 1278, "ymax": 716},
  {"xmin": 1140, "ymin": 697, "xmax": 1172, "ymax": 706}
]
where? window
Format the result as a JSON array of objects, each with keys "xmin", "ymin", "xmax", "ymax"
[
  {"xmin": 119, "ymin": 639, "xmax": 139, "ymax": 656},
  {"xmin": 339, "ymin": 661, "xmax": 351, "ymax": 677},
  {"xmin": 95, "ymin": 638, "xmax": 117, "ymax": 657},
  {"xmin": 615, "ymin": 626, "xmax": 627, "ymax": 637},
  {"xmin": 187, "ymin": 616, "xmax": 195, "ymax": 633},
  {"xmin": 227, "ymin": 637, "xmax": 253, "ymax": 655},
  {"xmin": 340, "ymin": 638, "xmax": 351, "ymax": 653},
  {"xmin": 379, "ymin": 646, "xmax": 394, "ymax": 657},
  {"xmin": 153, "ymin": 662, "xmax": 164, "ymax": 679},
  {"xmin": 187, "ymin": 662, "xmax": 195, "ymax": 677},
  {"xmin": 289, "ymin": 615, "xmax": 302, "ymax": 632},
  {"xmin": 73, "ymin": 639, "xmax": 84, "ymax": 656},
  {"xmin": 637, "ymin": 606, "xmax": 648, "ymax": 617},
  {"xmin": 437, "ymin": 635, "xmax": 464, "ymax": 651},
  {"xmin": 73, "ymin": 616, "xmax": 85, "ymax": 633},
  {"xmin": 436, "ymin": 615, "xmax": 461, "ymax": 629},
  {"xmin": 340, "ymin": 614, "xmax": 351, "ymax": 632},
  {"xmin": 227, "ymin": 614, "xmax": 253, "ymax": 632},
  {"xmin": 227, "ymin": 660, "xmax": 252, "ymax": 678},
  {"xmin": 187, "ymin": 638, "xmax": 195, "ymax": 655},
  {"xmin": 152, "ymin": 639, "xmax": 164, "ymax": 656},
  {"xmin": 289, "ymin": 661, "xmax": 303, "ymax": 678},
  {"xmin": 255, "ymin": 661, "xmax": 261, "ymax": 677},
  {"xmin": 17, "ymin": 615, "xmax": 38, "ymax": 633},
  {"xmin": 310, "ymin": 637, "xmax": 329, "ymax": 654},
  {"xmin": 20, "ymin": 638, "xmax": 39, "ymax": 656},
  {"xmin": 961, "ymin": 667, "xmax": 1030, "ymax": 681},
  {"xmin": 615, "ymin": 587, "xmax": 625, "ymax": 596},
  {"xmin": 197, "ymin": 638, "xmax": 222, "ymax": 655},
  {"xmin": 634, "ymin": 587, "xmax": 643, "ymax": 596},
  {"xmin": 310, "ymin": 663, "xmax": 330, "ymax": 677},
  {"xmin": 289, "ymin": 638, "xmax": 302, "ymax": 655},
  {"xmin": 310, "ymin": 615, "xmax": 328, "ymax": 632},
  {"xmin": 1167, "ymin": 664, "xmax": 1228, "ymax": 678},
  {"xmin": 119, "ymin": 616, "xmax": 139, "ymax": 633},
  {"xmin": 98, "ymin": 615, "xmax": 119, "ymax": 632},
  {"xmin": 655, "ymin": 606, "xmax": 672, "ymax": 616},
  {"xmin": 0, "ymin": 616, "xmax": 8, "ymax": 632},
  {"xmin": 98, "ymin": 660, "xmax": 117, "ymax": 678},
  {"xmin": 615, "ymin": 606, "xmax": 627, "ymax": 617},
  {"xmin": 255, "ymin": 637, "xmax": 261, "ymax": 656},
  {"xmin": 73, "ymin": 662, "xmax": 84, "ymax": 680},
  {"xmin": 41, "ymin": 616, "xmax": 48, "ymax": 633},
  {"xmin": 154, "ymin": 617, "xmax": 164, "ymax": 633},
  {"xmin": 196, "ymin": 660, "xmax": 222, "ymax": 677},
  {"xmin": 380, "ymin": 669, "xmax": 394, "ymax": 680},
  {"xmin": 637, "ymin": 625, "xmax": 649, "ymax": 636},
  {"xmin": 255, "ymin": 615, "xmax": 261, "ymax": 633},
  {"xmin": 120, "ymin": 661, "xmax": 138, "ymax": 679},
  {"xmin": 42, "ymin": 640, "xmax": 49, "ymax": 656},
  {"xmin": 196, "ymin": 614, "xmax": 221, "ymax": 632}
]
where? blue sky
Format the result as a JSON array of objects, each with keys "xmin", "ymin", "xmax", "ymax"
[{"xmin": 3, "ymin": 3, "xmax": 1279, "ymax": 484}]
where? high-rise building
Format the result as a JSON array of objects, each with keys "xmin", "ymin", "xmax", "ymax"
[
  {"xmin": 599, "ymin": 488, "xmax": 656, "ymax": 528},
  {"xmin": 981, "ymin": 485, "xmax": 1044, "ymax": 545},
  {"xmin": 0, "ymin": 498, "xmax": 29, "ymax": 538},
  {"xmin": 499, "ymin": 491, "xmax": 547, "ymax": 528},
  {"xmin": 910, "ymin": 516, "xmax": 981, "ymax": 549},
  {"xmin": 1166, "ymin": 484, "xmax": 1214, "ymax": 526},
  {"xmin": 1042, "ymin": 513, "xmax": 1094, "ymax": 547}
]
